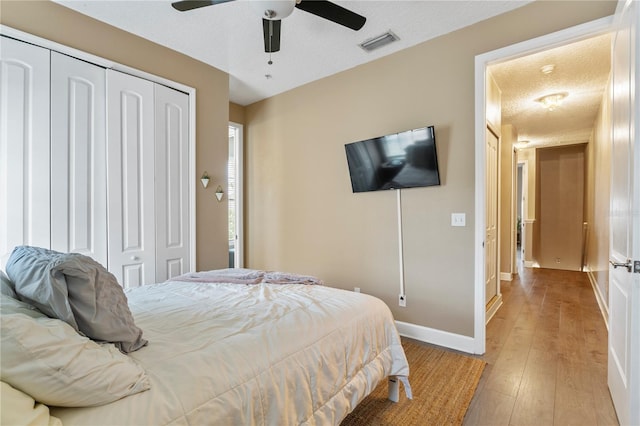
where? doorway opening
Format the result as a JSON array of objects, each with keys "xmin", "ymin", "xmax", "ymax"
[
  {"xmin": 228, "ymin": 122, "xmax": 243, "ymax": 268},
  {"xmin": 473, "ymin": 16, "xmax": 614, "ymax": 354},
  {"xmin": 516, "ymin": 162, "xmax": 524, "ymax": 265}
]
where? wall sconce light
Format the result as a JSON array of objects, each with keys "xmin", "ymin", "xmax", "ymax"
[
  {"xmin": 200, "ymin": 172, "xmax": 210, "ymax": 188},
  {"xmin": 215, "ymin": 185, "xmax": 224, "ymax": 202},
  {"xmin": 535, "ymin": 92, "xmax": 568, "ymax": 111}
]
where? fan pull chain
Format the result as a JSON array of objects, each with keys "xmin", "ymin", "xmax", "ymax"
[{"xmin": 268, "ymin": 21, "xmax": 274, "ymax": 65}]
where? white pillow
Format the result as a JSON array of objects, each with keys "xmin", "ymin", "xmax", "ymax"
[
  {"xmin": 1, "ymin": 381, "xmax": 62, "ymax": 426},
  {"xmin": 0, "ymin": 294, "xmax": 150, "ymax": 407}
]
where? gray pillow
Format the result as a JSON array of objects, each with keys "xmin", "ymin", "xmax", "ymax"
[
  {"xmin": 6, "ymin": 246, "xmax": 147, "ymax": 353},
  {"xmin": 5, "ymin": 246, "xmax": 77, "ymax": 328},
  {"xmin": 0, "ymin": 270, "xmax": 17, "ymax": 298}
]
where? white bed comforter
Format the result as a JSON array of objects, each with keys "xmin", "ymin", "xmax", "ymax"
[{"xmin": 51, "ymin": 277, "xmax": 410, "ymax": 425}]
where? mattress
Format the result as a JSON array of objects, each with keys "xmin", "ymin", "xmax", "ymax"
[{"xmin": 50, "ymin": 275, "xmax": 410, "ymax": 425}]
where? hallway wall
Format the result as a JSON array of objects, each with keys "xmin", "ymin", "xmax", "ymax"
[
  {"xmin": 585, "ymin": 80, "xmax": 612, "ymax": 310},
  {"xmin": 536, "ymin": 144, "xmax": 586, "ymax": 271}
]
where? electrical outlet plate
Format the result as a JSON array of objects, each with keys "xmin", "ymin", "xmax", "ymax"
[{"xmin": 398, "ymin": 294, "xmax": 406, "ymax": 307}]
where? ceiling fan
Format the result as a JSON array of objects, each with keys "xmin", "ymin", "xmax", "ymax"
[{"xmin": 171, "ymin": 0, "xmax": 366, "ymax": 54}]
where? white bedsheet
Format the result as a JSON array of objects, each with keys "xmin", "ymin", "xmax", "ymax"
[{"xmin": 51, "ymin": 279, "xmax": 409, "ymax": 425}]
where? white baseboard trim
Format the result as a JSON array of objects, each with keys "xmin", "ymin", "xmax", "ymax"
[
  {"xmin": 586, "ymin": 268, "xmax": 609, "ymax": 330},
  {"xmin": 500, "ymin": 272, "xmax": 512, "ymax": 281},
  {"xmin": 523, "ymin": 260, "xmax": 536, "ymax": 268},
  {"xmin": 395, "ymin": 320, "xmax": 478, "ymax": 355}
]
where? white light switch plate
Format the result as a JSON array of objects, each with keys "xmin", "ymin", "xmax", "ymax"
[{"xmin": 451, "ymin": 213, "xmax": 466, "ymax": 227}]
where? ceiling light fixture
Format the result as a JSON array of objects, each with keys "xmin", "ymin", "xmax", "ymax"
[
  {"xmin": 540, "ymin": 64, "xmax": 556, "ymax": 75},
  {"xmin": 359, "ymin": 30, "xmax": 399, "ymax": 52},
  {"xmin": 535, "ymin": 92, "xmax": 568, "ymax": 111}
]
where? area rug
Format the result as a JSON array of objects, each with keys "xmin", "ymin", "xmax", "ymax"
[{"xmin": 341, "ymin": 339, "xmax": 486, "ymax": 426}]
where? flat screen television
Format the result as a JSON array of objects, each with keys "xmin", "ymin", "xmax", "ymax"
[{"xmin": 344, "ymin": 125, "xmax": 440, "ymax": 193}]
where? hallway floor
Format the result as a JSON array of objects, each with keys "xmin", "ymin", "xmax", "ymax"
[{"xmin": 463, "ymin": 267, "xmax": 619, "ymax": 425}]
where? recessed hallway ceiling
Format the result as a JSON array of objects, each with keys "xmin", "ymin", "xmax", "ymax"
[{"xmin": 488, "ymin": 33, "xmax": 612, "ymax": 149}]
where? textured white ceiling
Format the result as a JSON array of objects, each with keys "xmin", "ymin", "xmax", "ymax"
[
  {"xmin": 54, "ymin": 0, "xmax": 532, "ymax": 105},
  {"xmin": 54, "ymin": 0, "xmax": 611, "ymax": 149},
  {"xmin": 489, "ymin": 33, "xmax": 611, "ymax": 149}
]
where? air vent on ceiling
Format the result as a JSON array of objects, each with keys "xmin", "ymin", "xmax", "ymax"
[{"xmin": 359, "ymin": 31, "xmax": 399, "ymax": 52}]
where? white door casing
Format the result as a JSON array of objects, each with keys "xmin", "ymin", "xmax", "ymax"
[
  {"xmin": 0, "ymin": 37, "xmax": 51, "ymax": 264},
  {"xmin": 511, "ymin": 148, "xmax": 517, "ymax": 274},
  {"xmin": 155, "ymin": 84, "xmax": 190, "ymax": 281},
  {"xmin": 229, "ymin": 122, "xmax": 244, "ymax": 268},
  {"xmin": 474, "ymin": 16, "xmax": 615, "ymax": 355},
  {"xmin": 50, "ymin": 52, "xmax": 107, "ymax": 266},
  {"xmin": 608, "ymin": 1, "xmax": 639, "ymax": 425},
  {"xmin": 107, "ymin": 69, "xmax": 156, "ymax": 288},
  {"xmin": 518, "ymin": 160, "xmax": 529, "ymax": 264}
]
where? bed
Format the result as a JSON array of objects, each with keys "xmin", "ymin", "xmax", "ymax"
[{"xmin": 0, "ymin": 246, "xmax": 411, "ymax": 425}]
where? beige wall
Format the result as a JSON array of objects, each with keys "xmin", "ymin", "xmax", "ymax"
[
  {"xmin": 0, "ymin": 0, "xmax": 230, "ymax": 272},
  {"xmin": 518, "ymin": 148, "xmax": 537, "ymax": 220},
  {"xmin": 585, "ymin": 80, "xmax": 612, "ymax": 306},
  {"xmin": 0, "ymin": 1, "xmax": 617, "ymax": 338},
  {"xmin": 244, "ymin": 1, "xmax": 616, "ymax": 337},
  {"xmin": 537, "ymin": 144, "xmax": 586, "ymax": 271},
  {"xmin": 500, "ymin": 125, "xmax": 517, "ymax": 276},
  {"xmin": 230, "ymin": 102, "xmax": 246, "ymax": 125}
]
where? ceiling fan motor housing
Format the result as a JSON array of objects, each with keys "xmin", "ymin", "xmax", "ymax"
[{"xmin": 250, "ymin": 0, "xmax": 296, "ymax": 20}]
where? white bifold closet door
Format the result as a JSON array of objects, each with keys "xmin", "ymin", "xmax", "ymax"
[
  {"xmin": 154, "ymin": 84, "xmax": 190, "ymax": 281},
  {"xmin": 107, "ymin": 70, "xmax": 190, "ymax": 287},
  {"xmin": 0, "ymin": 37, "xmax": 51, "ymax": 263},
  {"xmin": 107, "ymin": 69, "xmax": 156, "ymax": 288},
  {"xmin": 50, "ymin": 52, "xmax": 107, "ymax": 266}
]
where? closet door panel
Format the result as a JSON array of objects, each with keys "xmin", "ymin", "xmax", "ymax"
[
  {"xmin": 51, "ymin": 52, "xmax": 107, "ymax": 266},
  {"xmin": 107, "ymin": 69, "xmax": 155, "ymax": 288},
  {"xmin": 0, "ymin": 37, "xmax": 51, "ymax": 262},
  {"xmin": 155, "ymin": 84, "xmax": 190, "ymax": 281}
]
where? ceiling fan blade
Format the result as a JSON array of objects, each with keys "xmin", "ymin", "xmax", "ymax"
[
  {"xmin": 262, "ymin": 18, "xmax": 281, "ymax": 53},
  {"xmin": 171, "ymin": 0, "xmax": 234, "ymax": 12},
  {"xmin": 295, "ymin": 0, "xmax": 365, "ymax": 31}
]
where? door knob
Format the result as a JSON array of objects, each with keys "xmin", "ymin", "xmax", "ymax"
[{"xmin": 609, "ymin": 259, "xmax": 632, "ymax": 272}]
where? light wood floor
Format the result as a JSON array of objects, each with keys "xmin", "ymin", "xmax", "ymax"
[{"xmin": 462, "ymin": 266, "xmax": 619, "ymax": 426}]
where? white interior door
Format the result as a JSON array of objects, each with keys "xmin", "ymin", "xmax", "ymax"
[
  {"xmin": 0, "ymin": 36, "xmax": 50, "ymax": 264},
  {"xmin": 50, "ymin": 52, "xmax": 107, "ymax": 266},
  {"xmin": 155, "ymin": 84, "xmax": 189, "ymax": 281},
  {"xmin": 608, "ymin": 1, "xmax": 639, "ymax": 424},
  {"xmin": 485, "ymin": 127, "xmax": 499, "ymax": 305},
  {"xmin": 518, "ymin": 160, "xmax": 529, "ymax": 262},
  {"xmin": 107, "ymin": 69, "xmax": 155, "ymax": 288}
]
